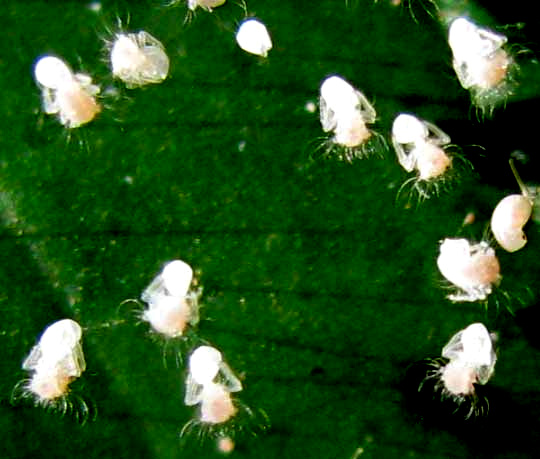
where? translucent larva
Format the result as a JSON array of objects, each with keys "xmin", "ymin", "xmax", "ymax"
[
  {"xmin": 448, "ymin": 17, "xmax": 516, "ymax": 115},
  {"xmin": 181, "ymin": 345, "xmax": 269, "ymax": 443},
  {"xmin": 141, "ymin": 259, "xmax": 201, "ymax": 339},
  {"xmin": 12, "ymin": 319, "xmax": 89, "ymax": 420},
  {"xmin": 437, "ymin": 238, "xmax": 501, "ymax": 302},
  {"xmin": 182, "ymin": 345, "xmax": 252, "ymax": 440},
  {"xmin": 184, "ymin": 345, "xmax": 242, "ymax": 406},
  {"xmin": 416, "ymin": 323, "xmax": 496, "ymax": 419},
  {"xmin": 318, "ymin": 75, "xmax": 383, "ymax": 161},
  {"xmin": 34, "ymin": 55, "xmax": 101, "ymax": 128},
  {"xmin": 235, "ymin": 18, "xmax": 273, "ymax": 57},
  {"xmin": 110, "ymin": 31, "xmax": 169, "ymax": 88},
  {"xmin": 392, "ymin": 113, "xmax": 455, "ymax": 199},
  {"xmin": 441, "ymin": 323, "xmax": 497, "ymax": 383},
  {"xmin": 491, "ymin": 159, "xmax": 533, "ymax": 252},
  {"xmin": 439, "ymin": 323, "xmax": 496, "ymax": 404},
  {"xmin": 22, "ymin": 319, "xmax": 85, "ymax": 379}
]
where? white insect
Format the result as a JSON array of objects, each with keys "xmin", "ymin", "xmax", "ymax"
[
  {"xmin": 448, "ymin": 17, "xmax": 514, "ymax": 113},
  {"xmin": 392, "ymin": 113, "xmax": 452, "ymax": 182},
  {"xmin": 420, "ymin": 323, "xmax": 497, "ymax": 418},
  {"xmin": 437, "ymin": 238, "xmax": 501, "ymax": 302},
  {"xmin": 439, "ymin": 323, "xmax": 496, "ymax": 402},
  {"xmin": 110, "ymin": 31, "xmax": 169, "ymax": 88},
  {"xmin": 441, "ymin": 323, "xmax": 497, "ymax": 384},
  {"xmin": 491, "ymin": 159, "xmax": 533, "ymax": 252},
  {"xmin": 34, "ymin": 55, "xmax": 101, "ymax": 128},
  {"xmin": 187, "ymin": 0, "xmax": 226, "ymax": 11},
  {"xmin": 235, "ymin": 18, "xmax": 273, "ymax": 57},
  {"xmin": 319, "ymin": 75, "xmax": 380, "ymax": 160},
  {"xmin": 141, "ymin": 259, "xmax": 200, "ymax": 338},
  {"xmin": 184, "ymin": 346, "xmax": 243, "ymax": 425},
  {"xmin": 15, "ymin": 319, "xmax": 86, "ymax": 408}
]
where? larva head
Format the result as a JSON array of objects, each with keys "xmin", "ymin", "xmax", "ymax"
[
  {"xmin": 460, "ymin": 323, "xmax": 495, "ymax": 368},
  {"xmin": 320, "ymin": 76, "xmax": 359, "ymax": 115},
  {"xmin": 162, "ymin": 259, "xmax": 193, "ymax": 297},
  {"xmin": 491, "ymin": 194, "xmax": 532, "ymax": 252},
  {"xmin": 39, "ymin": 319, "xmax": 83, "ymax": 358},
  {"xmin": 448, "ymin": 17, "xmax": 506, "ymax": 61},
  {"xmin": 392, "ymin": 113, "xmax": 428, "ymax": 144},
  {"xmin": 189, "ymin": 346, "xmax": 222, "ymax": 385},
  {"xmin": 34, "ymin": 55, "xmax": 73, "ymax": 90},
  {"xmin": 437, "ymin": 238, "xmax": 471, "ymax": 286}
]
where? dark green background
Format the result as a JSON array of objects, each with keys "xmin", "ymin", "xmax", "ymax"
[{"xmin": 2, "ymin": 1, "xmax": 540, "ymax": 458}]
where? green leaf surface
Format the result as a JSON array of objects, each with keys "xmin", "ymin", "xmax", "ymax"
[{"xmin": 2, "ymin": 1, "xmax": 540, "ymax": 458}]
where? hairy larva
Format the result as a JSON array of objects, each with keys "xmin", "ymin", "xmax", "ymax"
[
  {"xmin": 391, "ymin": 113, "xmax": 461, "ymax": 200},
  {"xmin": 12, "ymin": 319, "xmax": 90, "ymax": 421},
  {"xmin": 437, "ymin": 238, "xmax": 501, "ymax": 302},
  {"xmin": 110, "ymin": 31, "xmax": 169, "ymax": 88},
  {"xmin": 392, "ymin": 113, "xmax": 452, "ymax": 180},
  {"xmin": 141, "ymin": 259, "xmax": 201, "ymax": 339},
  {"xmin": 318, "ymin": 75, "xmax": 384, "ymax": 161},
  {"xmin": 416, "ymin": 323, "xmax": 497, "ymax": 419},
  {"xmin": 448, "ymin": 17, "xmax": 516, "ymax": 115},
  {"xmin": 34, "ymin": 55, "xmax": 101, "ymax": 128},
  {"xmin": 184, "ymin": 346, "xmax": 242, "ymax": 406},
  {"xmin": 181, "ymin": 345, "xmax": 259, "ymax": 441}
]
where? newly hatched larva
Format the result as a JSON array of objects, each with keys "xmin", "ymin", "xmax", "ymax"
[
  {"xmin": 448, "ymin": 17, "xmax": 515, "ymax": 115},
  {"xmin": 141, "ymin": 259, "xmax": 201, "ymax": 338},
  {"xmin": 437, "ymin": 238, "xmax": 501, "ymax": 302},
  {"xmin": 441, "ymin": 323, "xmax": 497, "ymax": 383},
  {"xmin": 392, "ymin": 113, "xmax": 452, "ymax": 178},
  {"xmin": 34, "ymin": 55, "xmax": 101, "ymax": 128},
  {"xmin": 184, "ymin": 346, "xmax": 242, "ymax": 393},
  {"xmin": 182, "ymin": 345, "xmax": 245, "ymax": 438},
  {"xmin": 491, "ymin": 159, "xmax": 533, "ymax": 252},
  {"xmin": 22, "ymin": 318, "xmax": 85, "ymax": 378},
  {"xmin": 235, "ymin": 18, "xmax": 273, "ymax": 57},
  {"xmin": 438, "ymin": 324, "xmax": 496, "ymax": 406},
  {"xmin": 110, "ymin": 31, "xmax": 169, "ymax": 88},
  {"xmin": 319, "ymin": 75, "xmax": 382, "ymax": 161},
  {"xmin": 187, "ymin": 0, "xmax": 226, "ymax": 11},
  {"xmin": 417, "ymin": 323, "xmax": 497, "ymax": 419},
  {"xmin": 13, "ymin": 319, "xmax": 87, "ymax": 417}
]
